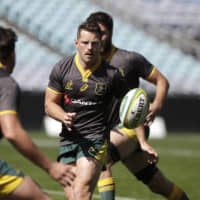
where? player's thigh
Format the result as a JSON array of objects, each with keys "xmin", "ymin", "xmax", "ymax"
[
  {"xmin": 5, "ymin": 176, "xmax": 50, "ymax": 200},
  {"xmin": 122, "ymin": 151, "xmax": 151, "ymax": 173},
  {"xmin": 76, "ymin": 156, "xmax": 103, "ymax": 191},
  {"xmin": 110, "ymin": 128, "xmax": 138, "ymax": 159}
]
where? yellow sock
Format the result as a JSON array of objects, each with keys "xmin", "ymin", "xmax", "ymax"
[
  {"xmin": 168, "ymin": 185, "xmax": 183, "ymax": 200},
  {"xmin": 98, "ymin": 177, "xmax": 115, "ymax": 200}
]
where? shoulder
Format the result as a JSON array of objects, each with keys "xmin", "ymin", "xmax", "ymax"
[
  {"xmin": 102, "ymin": 60, "xmax": 119, "ymax": 74},
  {"xmin": 116, "ymin": 48, "xmax": 148, "ymax": 63},
  {"xmin": 0, "ymin": 73, "xmax": 18, "ymax": 91},
  {"xmin": 52, "ymin": 55, "xmax": 75, "ymax": 72}
]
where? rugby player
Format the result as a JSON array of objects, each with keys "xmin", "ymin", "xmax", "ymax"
[
  {"xmin": 0, "ymin": 26, "xmax": 75, "ymax": 199},
  {"xmin": 87, "ymin": 12, "xmax": 190, "ymax": 200},
  {"xmin": 45, "ymin": 20, "xmax": 129, "ymax": 200}
]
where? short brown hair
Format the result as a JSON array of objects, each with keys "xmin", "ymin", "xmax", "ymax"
[
  {"xmin": 77, "ymin": 20, "xmax": 102, "ymax": 39},
  {"xmin": 0, "ymin": 26, "xmax": 17, "ymax": 62},
  {"xmin": 87, "ymin": 12, "xmax": 113, "ymax": 34}
]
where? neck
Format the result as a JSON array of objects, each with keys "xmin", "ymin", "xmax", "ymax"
[
  {"xmin": 78, "ymin": 54, "xmax": 99, "ymax": 71},
  {"xmin": 102, "ymin": 45, "xmax": 112, "ymax": 59}
]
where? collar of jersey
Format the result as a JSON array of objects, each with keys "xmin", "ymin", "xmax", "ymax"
[
  {"xmin": 75, "ymin": 53, "xmax": 102, "ymax": 82},
  {"xmin": 105, "ymin": 45, "xmax": 117, "ymax": 63}
]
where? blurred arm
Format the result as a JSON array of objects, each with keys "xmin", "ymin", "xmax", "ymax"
[{"xmin": 0, "ymin": 113, "xmax": 75, "ymax": 185}]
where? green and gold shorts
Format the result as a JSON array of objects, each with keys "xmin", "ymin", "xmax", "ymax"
[
  {"xmin": 58, "ymin": 137, "xmax": 108, "ymax": 165},
  {"xmin": 0, "ymin": 160, "xmax": 24, "ymax": 198}
]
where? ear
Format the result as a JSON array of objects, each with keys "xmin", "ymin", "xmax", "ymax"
[{"xmin": 74, "ymin": 39, "xmax": 78, "ymax": 48}]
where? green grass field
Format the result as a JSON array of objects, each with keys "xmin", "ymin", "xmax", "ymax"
[{"xmin": 1, "ymin": 132, "xmax": 199, "ymax": 199}]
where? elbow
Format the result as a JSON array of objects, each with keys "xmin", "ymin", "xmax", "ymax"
[
  {"xmin": 166, "ymin": 79, "xmax": 170, "ymax": 92},
  {"xmin": 45, "ymin": 102, "xmax": 50, "ymax": 116}
]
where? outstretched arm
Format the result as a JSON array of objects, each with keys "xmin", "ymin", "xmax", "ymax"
[
  {"xmin": 145, "ymin": 68, "xmax": 169, "ymax": 125},
  {"xmin": 0, "ymin": 113, "xmax": 75, "ymax": 186},
  {"xmin": 135, "ymin": 125, "xmax": 158, "ymax": 164}
]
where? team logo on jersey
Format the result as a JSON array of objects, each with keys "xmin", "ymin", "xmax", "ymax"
[
  {"xmin": 64, "ymin": 80, "xmax": 73, "ymax": 90},
  {"xmin": 95, "ymin": 83, "xmax": 107, "ymax": 96},
  {"xmin": 80, "ymin": 84, "xmax": 88, "ymax": 92}
]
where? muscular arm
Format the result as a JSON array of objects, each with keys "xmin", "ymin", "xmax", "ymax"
[
  {"xmin": 45, "ymin": 89, "xmax": 76, "ymax": 131},
  {"xmin": 0, "ymin": 113, "xmax": 75, "ymax": 185},
  {"xmin": 146, "ymin": 68, "xmax": 169, "ymax": 125},
  {"xmin": 134, "ymin": 125, "xmax": 158, "ymax": 164}
]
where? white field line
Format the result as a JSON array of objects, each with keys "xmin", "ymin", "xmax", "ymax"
[
  {"xmin": 44, "ymin": 189, "xmax": 139, "ymax": 200},
  {"xmin": 32, "ymin": 138, "xmax": 200, "ymax": 158},
  {"xmin": 2, "ymin": 138, "xmax": 200, "ymax": 158},
  {"xmin": 156, "ymin": 148, "xmax": 200, "ymax": 158}
]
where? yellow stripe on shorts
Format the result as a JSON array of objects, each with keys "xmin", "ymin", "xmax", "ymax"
[
  {"xmin": 0, "ymin": 174, "xmax": 24, "ymax": 197},
  {"xmin": 94, "ymin": 139, "xmax": 108, "ymax": 165}
]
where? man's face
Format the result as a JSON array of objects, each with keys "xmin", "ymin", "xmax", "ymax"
[
  {"xmin": 98, "ymin": 23, "xmax": 112, "ymax": 54},
  {"xmin": 75, "ymin": 30, "xmax": 101, "ymax": 66}
]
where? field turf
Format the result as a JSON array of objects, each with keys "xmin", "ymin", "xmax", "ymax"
[{"xmin": 0, "ymin": 132, "xmax": 199, "ymax": 199}]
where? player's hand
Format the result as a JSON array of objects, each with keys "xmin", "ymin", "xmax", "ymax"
[
  {"xmin": 48, "ymin": 162, "xmax": 76, "ymax": 186},
  {"xmin": 63, "ymin": 112, "xmax": 76, "ymax": 131},
  {"xmin": 140, "ymin": 142, "xmax": 159, "ymax": 164}
]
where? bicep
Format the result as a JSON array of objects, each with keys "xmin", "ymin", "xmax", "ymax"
[
  {"xmin": 0, "ymin": 113, "xmax": 22, "ymax": 138},
  {"xmin": 147, "ymin": 68, "xmax": 168, "ymax": 85},
  {"xmin": 45, "ymin": 88, "xmax": 63, "ymax": 105}
]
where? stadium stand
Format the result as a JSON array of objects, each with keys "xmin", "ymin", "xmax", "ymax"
[
  {"xmin": 89, "ymin": 0, "xmax": 200, "ymax": 60},
  {"xmin": 0, "ymin": 0, "xmax": 200, "ymax": 95},
  {"xmin": 0, "ymin": 19, "xmax": 61, "ymax": 91},
  {"xmin": 0, "ymin": 0, "xmax": 200, "ymax": 96}
]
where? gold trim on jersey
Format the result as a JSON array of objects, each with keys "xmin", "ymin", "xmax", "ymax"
[
  {"xmin": 105, "ymin": 45, "xmax": 117, "ymax": 63},
  {"xmin": 75, "ymin": 53, "xmax": 102, "ymax": 82},
  {"xmin": 47, "ymin": 87, "xmax": 63, "ymax": 94},
  {"xmin": 0, "ymin": 110, "xmax": 17, "ymax": 116},
  {"xmin": 146, "ymin": 66, "xmax": 156, "ymax": 80}
]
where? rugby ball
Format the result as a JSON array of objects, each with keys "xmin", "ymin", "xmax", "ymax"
[{"xmin": 119, "ymin": 88, "xmax": 149, "ymax": 129}]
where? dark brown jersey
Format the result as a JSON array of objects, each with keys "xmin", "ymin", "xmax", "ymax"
[
  {"xmin": 0, "ymin": 67, "xmax": 20, "ymax": 138},
  {"xmin": 105, "ymin": 46, "xmax": 156, "ymax": 128},
  {"xmin": 47, "ymin": 53, "xmax": 128, "ymax": 145}
]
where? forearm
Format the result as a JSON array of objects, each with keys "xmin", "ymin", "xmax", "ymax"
[
  {"xmin": 45, "ymin": 101, "xmax": 66, "ymax": 123},
  {"xmin": 10, "ymin": 127, "xmax": 53, "ymax": 173},
  {"xmin": 135, "ymin": 125, "xmax": 148, "ymax": 146}
]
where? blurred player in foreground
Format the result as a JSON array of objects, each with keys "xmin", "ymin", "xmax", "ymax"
[
  {"xmin": 45, "ymin": 20, "xmax": 129, "ymax": 200},
  {"xmin": 87, "ymin": 12, "xmax": 189, "ymax": 200},
  {"xmin": 0, "ymin": 26, "xmax": 75, "ymax": 200}
]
